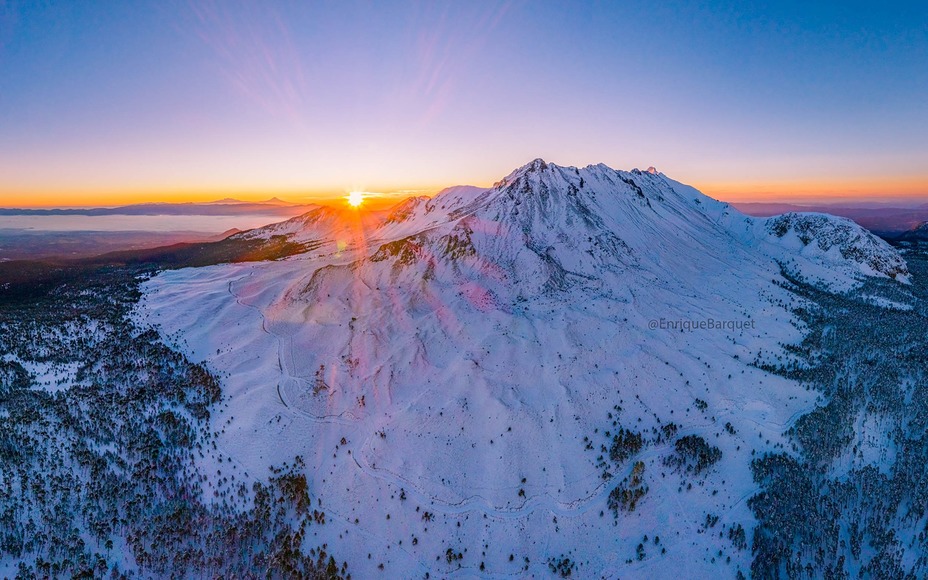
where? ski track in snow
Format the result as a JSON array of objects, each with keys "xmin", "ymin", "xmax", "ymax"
[{"xmin": 229, "ymin": 268, "xmax": 613, "ymax": 520}]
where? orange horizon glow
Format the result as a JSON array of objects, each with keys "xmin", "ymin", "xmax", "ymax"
[
  {"xmin": 694, "ymin": 176, "xmax": 928, "ymax": 204},
  {"xmin": 2, "ymin": 175, "xmax": 927, "ymax": 209},
  {"xmin": 4, "ymin": 3, "xmax": 927, "ymax": 216},
  {"xmin": 0, "ymin": 187, "xmax": 443, "ymax": 209}
]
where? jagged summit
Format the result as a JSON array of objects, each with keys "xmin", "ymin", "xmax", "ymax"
[
  {"xmin": 493, "ymin": 157, "xmax": 551, "ymax": 187},
  {"xmin": 230, "ymin": 159, "xmax": 908, "ymax": 286},
  {"xmin": 489, "ymin": 158, "xmax": 673, "ymax": 211}
]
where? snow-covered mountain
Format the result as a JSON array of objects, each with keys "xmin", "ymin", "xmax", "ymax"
[{"xmin": 139, "ymin": 160, "xmax": 910, "ymax": 578}]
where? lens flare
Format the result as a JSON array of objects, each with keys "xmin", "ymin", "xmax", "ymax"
[{"xmin": 347, "ymin": 191, "xmax": 364, "ymax": 207}]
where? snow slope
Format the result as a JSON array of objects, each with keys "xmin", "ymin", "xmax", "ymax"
[{"xmin": 138, "ymin": 160, "xmax": 908, "ymax": 578}]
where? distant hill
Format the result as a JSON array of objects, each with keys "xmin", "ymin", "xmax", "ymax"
[
  {"xmin": 733, "ymin": 202, "xmax": 928, "ymax": 236},
  {"xmin": 892, "ymin": 221, "xmax": 928, "ymax": 242}
]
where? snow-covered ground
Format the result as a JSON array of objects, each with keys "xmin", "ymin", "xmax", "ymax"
[{"xmin": 138, "ymin": 160, "xmax": 907, "ymax": 578}]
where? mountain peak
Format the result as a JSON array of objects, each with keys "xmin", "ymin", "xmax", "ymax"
[
  {"xmin": 495, "ymin": 158, "xmax": 552, "ymax": 185},
  {"xmin": 524, "ymin": 157, "xmax": 549, "ymax": 171},
  {"xmin": 493, "ymin": 158, "xmax": 596, "ymax": 192},
  {"xmin": 262, "ymin": 197, "xmax": 291, "ymax": 205}
]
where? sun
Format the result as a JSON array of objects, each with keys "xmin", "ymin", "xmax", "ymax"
[{"xmin": 347, "ymin": 191, "xmax": 364, "ymax": 207}]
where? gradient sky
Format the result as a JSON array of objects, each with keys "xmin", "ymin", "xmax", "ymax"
[{"xmin": 1, "ymin": 0, "xmax": 926, "ymax": 206}]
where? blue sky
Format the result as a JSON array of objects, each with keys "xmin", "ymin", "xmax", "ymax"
[{"xmin": 0, "ymin": 0, "xmax": 926, "ymax": 205}]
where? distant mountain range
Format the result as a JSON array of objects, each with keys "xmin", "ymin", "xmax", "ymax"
[
  {"xmin": 8, "ymin": 197, "xmax": 927, "ymax": 237},
  {"xmin": 0, "ymin": 198, "xmax": 310, "ymax": 260},
  {"xmin": 0, "ymin": 198, "xmax": 319, "ymax": 217}
]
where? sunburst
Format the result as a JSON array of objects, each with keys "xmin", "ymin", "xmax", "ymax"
[{"xmin": 347, "ymin": 191, "xmax": 364, "ymax": 207}]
